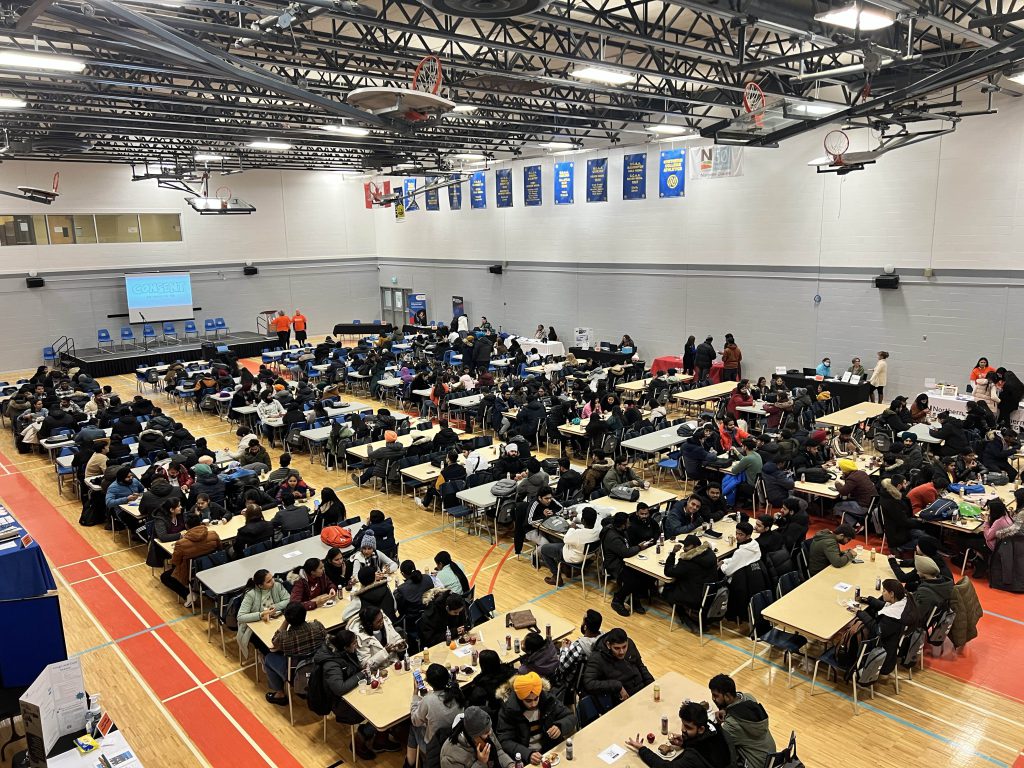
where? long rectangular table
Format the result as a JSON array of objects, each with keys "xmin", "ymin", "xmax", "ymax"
[
  {"xmin": 346, "ymin": 423, "xmax": 465, "ymax": 461},
  {"xmin": 624, "ymin": 516, "xmax": 739, "ymax": 584},
  {"xmin": 779, "ymin": 374, "xmax": 872, "ymax": 406},
  {"xmin": 341, "ymin": 603, "xmax": 575, "ymax": 731},
  {"xmin": 674, "ymin": 381, "xmax": 736, "ymax": 406},
  {"xmin": 814, "ymin": 402, "xmax": 888, "ymax": 429},
  {"xmin": 569, "ymin": 346, "xmax": 635, "ymax": 366}
]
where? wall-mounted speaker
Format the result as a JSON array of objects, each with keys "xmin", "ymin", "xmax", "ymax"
[
  {"xmin": 26, "ymin": 276, "xmax": 44, "ymax": 288},
  {"xmin": 243, "ymin": 265, "xmax": 258, "ymax": 276},
  {"xmin": 874, "ymin": 274, "xmax": 900, "ymax": 290},
  {"xmin": 488, "ymin": 265, "xmax": 503, "ymax": 275}
]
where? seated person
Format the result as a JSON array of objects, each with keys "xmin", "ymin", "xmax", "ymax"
[
  {"xmin": 495, "ymin": 672, "xmax": 575, "ymax": 765},
  {"xmin": 276, "ymin": 472, "xmax": 316, "ymax": 502},
  {"xmin": 262, "ymin": 602, "xmax": 326, "ymax": 705},
  {"xmin": 664, "ymin": 495, "xmax": 708, "ymax": 538},
  {"xmin": 289, "ymin": 556, "xmax": 336, "ymax": 610},
  {"xmin": 662, "ymin": 534, "xmax": 719, "ymax": 630},
  {"xmin": 807, "ymin": 525, "xmax": 857, "ymax": 575},
  {"xmin": 433, "ymin": 550, "xmax": 471, "ymax": 595},
  {"xmin": 626, "ymin": 701, "xmax": 734, "ymax": 767},
  {"xmin": 602, "ymin": 455, "xmax": 644, "ymax": 493},
  {"xmin": 581, "ymin": 628, "xmax": 654, "ymax": 703},
  {"xmin": 270, "ymin": 490, "xmax": 312, "ymax": 533},
  {"xmin": 160, "ymin": 512, "xmax": 220, "ymax": 607},
  {"xmin": 351, "ymin": 430, "xmax": 406, "ymax": 488},
  {"xmin": 829, "ymin": 426, "xmax": 862, "ymax": 458},
  {"xmin": 267, "ymin": 453, "xmax": 300, "ymax": 485},
  {"xmin": 540, "ymin": 506, "xmax": 601, "ymax": 587},
  {"xmin": 349, "ymin": 530, "xmax": 398, "ymax": 576},
  {"xmin": 417, "ymin": 450, "xmax": 467, "ymax": 509}
]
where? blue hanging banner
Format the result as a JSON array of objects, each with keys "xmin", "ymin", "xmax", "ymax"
[
  {"xmin": 403, "ymin": 178, "xmax": 419, "ymax": 211},
  {"xmin": 470, "ymin": 171, "xmax": 487, "ymax": 209},
  {"xmin": 623, "ymin": 153, "xmax": 647, "ymax": 200},
  {"xmin": 424, "ymin": 177, "xmax": 440, "ymax": 211},
  {"xmin": 496, "ymin": 168, "xmax": 513, "ymax": 208},
  {"xmin": 554, "ymin": 161, "xmax": 574, "ymax": 205},
  {"xmin": 523, "ymin": 165, "xmax": 542, "ymax": 206},
  {"xmin": 586, "ymin": 158, "xmax": 607, "ymax": 202},
  {"xmin": 448, "ymin": 174, "xmax": 463, "ymax": 210},
  {"xmin": 659, "ymin": 149, "xmax": 686, "ymax": 198}
]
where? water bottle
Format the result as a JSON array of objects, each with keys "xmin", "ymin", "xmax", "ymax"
[
  {"xmin": 515, "ymin": 753, "xmax": 525, "ymax": 768},
  {"xmin": 566, "ymin": 738, "xmax": 574, "ymax": 761},
  {"xmin": 85, "ymin": 693, "xmax": 101, "ymax": 737},
  {"xmin": 445, "ymin": 626, "xmax": 452, "ymax": 644},
  {"xmin": 403, "ymin": 652, "xmax": 410, "ymax": 672}
]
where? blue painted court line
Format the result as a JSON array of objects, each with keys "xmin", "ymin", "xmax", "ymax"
[
  {"xmin": 527, "ymin": 580, "xmax": 1010, "ymax": 767},
  {"xmin": 73, "ymin": 614, "xmax": 195, "ymax": 658}
]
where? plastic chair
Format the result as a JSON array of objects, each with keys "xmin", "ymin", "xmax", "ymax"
[
  {"xmin": 812, "ymin": 636, "xmax": 887, "ymax": 713},
  {"xmin": 749, "ymin": 590, "xmax": 806, "ymax": 686},
  {"xmin": 142, "ymin": 324, "xmax": 157, "ymax": 349},
  {"xmin": 215, "ymin": 317, "xmax": 229, "ymax": 336},
  {"xmin": 42, "ymin": 346, "xmax": 57, "ymax": 365},
  {"xmin": 120, "ymin": 326, "xmax": 136, "ymax": 350},
  {"xmin": 204, "ymin": 319, "xmax": 217, "ymax": 338},
  {"xmin": 183, "ymin": 321, "xmax": 199, "ymax": 341},
  {"xmin": 97, "ymin": 329, "xmax": 114, "ymax": 351},
  {"xmin": 162, "ymin": 322, "xmax": 178, "ymax": 344},
  {"xmin": 56, "ymin": 446, "xmax": 77, "ymax": 497}
]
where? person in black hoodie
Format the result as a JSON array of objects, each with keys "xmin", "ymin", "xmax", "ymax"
[
  {"xmin": 139, "ymin": 477, "xmax": 184, "ymax": 518},
  {"xmin": 760, "ymin": 462, "xmax": 794, "ymax": 508},
  {"xmin": 418, "ymin": 589, "xmax": 471, "ymax": 647},
  {"xmin": 626, "ymin": 502, "xmax": 661, "ymax": 547},
  {"xmin": 879, "ymin": 396, "xmax": 912, "ymax": 435},
  {"xmin": 878, "ymin": 475, "xmax": 926, "ymax": 553},
  {"xmin": 753, "ymin": 515, "xmax": 784, "ymax": 556},
  {"xmin": 467, "ymin": 650, "xmax": 516, "ymax": 718},
  {"xmin": 695, "ymin": 483, "xmax": 728, "ymax": 521},
  {"xmin": 508, "ymin": 398, "xmax": 545, "ymax": 442},
  {"xmin": 232, "ymin": 502, "xmax": 274, "ymax": 558},
  {"xmin": 627, "ymin": 701, "xmax": 734, "ymax": 767},
  {"xmin": 662, "ymin": 535, "xmax": 719, "ymax": 625},
  {"xmin": 431, "ymin": 419, "xmax": 461, "ymax": 451},
  {"xmin": 929, "ymin": 411, "xmax": 969, "ymax": 457},
  {"xmin": 994, "ymin": 368, "xmax": 1024, "ymax": 428},
  {"xmin": 582, "ymin": 628, "xmax": 654, "ymax": 704},
  {"xmin": 601, "ymin": 513, "xmax": 656, "ymax": 617},
  {"xmin": 775, "ymin": 497, "xmax": 809, "ymax": 553},
  {"xmin": 352, "ymin": 509, "xmax": 399, "ymax": 560}
]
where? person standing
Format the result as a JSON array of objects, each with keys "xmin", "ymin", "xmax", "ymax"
[
  {"xmin": 292, "ymin": 309, "xmax": 308, "ymax": 345},
  {"xmin": 869, "ymin": 351, "xmax": 889, "ymax": 402},
  {"xmin": 682, "ymin": 335, "xmax": 696, "ymax": 376},
  {"xmin": 721, "ymin": 333, "xmax": 742, "ymax": 381},
  {"xmin": 693, "ymin": 336, "xmax": 716, "ymax": 383},
  {"xmin": 271, "ymin": 310, "xmax": 291, "ymax": 348},
  {"xmin": 994, "ymin": 368, "xmax": 1024, "ymax": 428}
]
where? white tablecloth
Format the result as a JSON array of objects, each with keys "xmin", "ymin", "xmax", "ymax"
[
  {"xmin": 509, "ymin": 337, "xmax": 565, "ymax": 358},
  {"xmin": 926, "ymin": 390, "xmax": 1024, "ymax": 428}
]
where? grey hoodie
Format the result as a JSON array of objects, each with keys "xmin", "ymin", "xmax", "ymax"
[{"xmin": 719, "ymin": 692, "xmax": 776, "ymax": 768}]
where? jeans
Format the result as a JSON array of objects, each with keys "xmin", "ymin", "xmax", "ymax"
[
  {"xmin": 540, "ymin": 542, "xmax": 565, "ymax": 576},
  {"xmin": 835, "ymin": 500, "xmax": 868, "ymax": 523},
  {"xmin": 612, "ymin": 568, "xmax": 652, "ymax": 606},
  {"xmin": 160, "ymin": 570, "xmax": 190, "ymax": 598},
  {"xmin": 263, "ymin": 651, "xmax": 289, "ymax": 692}
]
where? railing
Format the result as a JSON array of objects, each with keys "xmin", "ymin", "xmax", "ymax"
[
  {"xmin": 256, "ymin": 310, "xmax": 276, "ymax": 336},
  {"xmin": 52, "ymin": 335, "xmax": 76, "ymax": 365}
]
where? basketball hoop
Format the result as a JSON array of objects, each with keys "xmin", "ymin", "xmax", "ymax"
[
  {"xmin": 216, "ymin": 185, "xmax": 231, "ymax": 209},
  {"xmin": 411, "ymin": 55, "xmax": 443, "ymax": 95},
  {"xmin": 824, "ymin": 130, "xmax": 850, "ymax": 166},
  {"xmin": 743, "ymin": 82, "xmax": 766, "ymax": 128},
  {"xmin": 51, "ymin": 172, "xmax": 60, "ymax": 194}
]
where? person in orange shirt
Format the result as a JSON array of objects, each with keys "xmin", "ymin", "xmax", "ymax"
[
  {"xmin": 292, "ymin": 310, "xmax": 307, "ymax": 345},
  {"xmin": 272, "ymin": 310, "xmax": 291, "ymax": 348}
]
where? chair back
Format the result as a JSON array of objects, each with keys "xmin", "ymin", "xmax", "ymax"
[
  {"xmin": 927, "ymin": 607, "xmax": 956, "ymax": 648},
  {"xmin": 98, "ymin": 329, "xmax": 112, "ymax": 343},
  {"xmin": 163, "ymin": 322, "xmax": 176, "ymax": 334},
  {"xmin": 184, "ymin": 321, "xmax": 198, "ymax": 333},
  {"xmin": 702, "ymin": 580, "xmax": 731, "ymax": 622},
  {"xmin": 120, "ymin": 327, "xmax": 134, "ymax": 340},
  {"xmin": 749, "ymin": 589, "xmax": 774, "ymax": 637},
  {"xmin": 468, "ymin": 593, "xmax": 496, "ymax": 625},
  {"xmin": 854, "ymin": 638, "xmax": 887, "ymax": 686},
  {"xmin": 763, "ymin": 731, "xmax": 804, "ymax": 768},
  {"xmin": 143, "ymin": 324, "xmax": 156, "ymax": 338},
  {"xmin": 204, "ymin": 319, "xmax": 217, "ymax": 332},
  {"xmin": 215, "ymin": 317, "xmax": 227, "ymax": 329},
  {"xmin": 576, "ymin": 696, "xmax": 603, "ymax": 729},
  {"xmin": 223, "ymin": 592, "xmax": 245, "ymax": 631},
  {"xmin": 777, "ymin": 571, "xmax": 804, "ymax": 597}
]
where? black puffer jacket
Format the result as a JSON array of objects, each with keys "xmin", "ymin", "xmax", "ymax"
[
  {"xmin": 581, "ymin": 634, "xmax": 654, "ymax": 698},
  {"xmin": 663, "ymin": 543, "xmax": 718, "ymax": 608},
  {"xmin": 599, "ymin": 524, "xmax": 642, "ymax": 581}
]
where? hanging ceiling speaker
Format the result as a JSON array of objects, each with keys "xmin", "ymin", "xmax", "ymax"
[{"xmin": 420, "ymin": 0, "xmax": 551, "ymax": 19}]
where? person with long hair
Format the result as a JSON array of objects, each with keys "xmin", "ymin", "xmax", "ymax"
[
  {"xmin": 236, "ymin": 568, "xmax": 290, "ymax": 659},
  {"xmin": 433, "ymin": 551, "xmax": 470, "ymax": 596},
  {"xmin": 395, "ymin": 559, "xmax": 438, "ymax": 622},
  {"xmin": 910, "ymin": 392, "xmax": 930, "ymax": 424},
  {"xmin": 984, "ymin": 499, "xmax": 1016, "ymax": 550},
  {"xmin": 407, "ymin": 663, "xmax": 466, "ymax": 768},
  {"xmin": 682, "ymin": 335, "xmax": 696, "ymax": 376},
  {"xmin": 232, "ymin": 502, "xmax": 274, "ymax": 558},
  {"xmin": 323, "ymin": 546, "xmax": 349, "ymax": 588},
  {"xmin": 352, "ymin": 604, "xmax": 405, "ymax": 670},
  {"xmin": 971, "ymin": 356, "xmax": 996, "ymax": 382},
  {"xmin": 851, "ymin": 579, "xmax": 918, "ymax": 674},
  {"xmin": 316, "ymin": 487, "xmax": 346, "ymax": 529}
]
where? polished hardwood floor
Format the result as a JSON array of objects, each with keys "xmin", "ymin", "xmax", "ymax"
[{"xmin": 1, "ymin": 361, "xmax": 1022, "ymax": 768}]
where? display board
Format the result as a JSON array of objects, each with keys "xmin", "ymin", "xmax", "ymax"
[{"xmin": 124, "ymin": 272, "xmax": 194, "ymax": 323}]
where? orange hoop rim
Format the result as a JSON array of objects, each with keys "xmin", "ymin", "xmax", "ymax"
[
  {"xmin": 824, "ymin": 130, "xmax": 850, "ymax": 164},
  {"xmin": 742, "ymin": 82, "xmax": 765, "ymax": 114},
  {"xmin": 411, "ymin": 55, "xmax": 443, "ymax": 95},
  {"xmin": 52, "ymin": 171, "xmax": 60, "ymax": 193}
]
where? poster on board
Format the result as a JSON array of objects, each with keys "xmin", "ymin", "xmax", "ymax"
[{"xmin": 408, "ymin": 294, "xmax": 428, "ymax": 325}]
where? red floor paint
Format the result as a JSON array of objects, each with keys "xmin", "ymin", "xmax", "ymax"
[{"xmin": 0, "ymin": 449, "xmax": 305, "ymax": 768}]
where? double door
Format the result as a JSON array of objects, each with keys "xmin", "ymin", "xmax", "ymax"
[{"xmin": 381, "ymin": 287, "xmax": 411, "ymax": 329}]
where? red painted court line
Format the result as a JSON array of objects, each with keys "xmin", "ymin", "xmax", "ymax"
[
  {"xmin": 487, "ymin": 545, "xmax": 516, "ymax": 594},
  {"xmin": 0, "ymin": 448, "xmax": 303, "ymax": 768},
  {"xmin": 469, "ymin": 543, "xmax": 496, "ymax": 586}
]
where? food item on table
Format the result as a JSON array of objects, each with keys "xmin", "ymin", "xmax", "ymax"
[
  {"xmin": 658, "ymin": 744, "xmax": 675, "ymax": 756},
  {"xmin": 646, "ymin": 733, "xmax": 656, "ymax": 744}
]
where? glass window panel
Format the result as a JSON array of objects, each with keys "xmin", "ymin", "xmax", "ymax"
[
  {"xmin": 73, "ymin": 214, "xmax": 97, "ymax": 244},
  {"xmin": 139, "ymin": 213, "xmax": 182, "ymax": 242},
  {"xmin": 96, "ymin": 214, "xmax": 141, "ymax": 243},
  {"xmin": 46, "ymin": 215, "xmax": 75, "ymax": 245}
]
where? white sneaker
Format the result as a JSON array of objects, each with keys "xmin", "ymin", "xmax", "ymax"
[
  {"xmin": 413, "ymin": 497, "xmax": 424, "ymax": 508},
  {"xmin": 183, "ymin": 592, "xmax": 196, "ymax": 608}
]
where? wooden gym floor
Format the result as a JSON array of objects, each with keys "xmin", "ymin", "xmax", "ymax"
[{"xmin": 1, "ymin": 356, "xmax": 1022, "ymax": 768}]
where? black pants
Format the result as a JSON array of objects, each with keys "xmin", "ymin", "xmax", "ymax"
[
  {"xmin": 160, "ymin": 570, "xmax": 191, "ymax": 597},
  {"xmin": 514, "ymin": 505, "xmax": 534, "ymax": 555},
  {"xmin": 295, "ymin": 330, "xmax": 307, "ymax": 344},
  {"xmin": 722, "ymin": 369, "xmax": 738, "ymax": 382},
  {"xmin": 276, "ymin": 330, "xmax": 290, "ymax": 348},
  {"xmin": 612, "ymin": 568, "xmax": 653, "ymax": 606},
  {"xmin": 695, "ymin": 366, "xmax": 710, "ymax": 383},
  {"xmin": 869, "ymin": 385, "xmax": 884, "ymax": 403}
]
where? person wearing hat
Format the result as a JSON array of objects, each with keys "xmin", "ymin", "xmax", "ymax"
[
  {"xmin": 442, "ymin": 706, "xmax": 514, "ymax": 768},
  {"xmin": 186, "ymin": 462, "xmax": 227, "ymax": 507},
  {"xmin": 352, "ymin": 429, "xmax": 407, "ymax": 488},
  {"xmin": 495, "ymin": 672, "xmax": 575, "ymax": 766},
  {"xmin": 911, "ymin": 554, "xmax": 953, "ymax": 628},
  {"xmin": 490, "ymin": 441, "xmax": 524, "ymax": 480},
  {"xmin": 350, "ymin": 529, "xmax": 397, "ymax": 576},
  {"xmin": 693, "ymin": 336, "xmax": 716, "ymax": 383},
  {"xmin": 898, "ymin": 431, "xmax": 925, "ymax": 472},
  {"xmin": 833, "ymin": 458, "xmax": 877, "ymax": 529},
  {"xmin": 888, "ymin": 534, "xmax": 953, "ymax": 588}
]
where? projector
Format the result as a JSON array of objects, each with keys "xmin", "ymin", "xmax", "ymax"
[{"xmin": 184, "ymin": 196, "xmax": 256, "ymax": 215}]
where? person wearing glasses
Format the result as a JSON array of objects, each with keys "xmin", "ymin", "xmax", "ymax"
[{"xmin": 847, "ymin": 357, "xmax": 866, "ymax": 377}]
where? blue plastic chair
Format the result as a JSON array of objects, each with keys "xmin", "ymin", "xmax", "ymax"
[
  {"xmin": 373, "ymin": 320, "xmax": 382, "ymax": 325},
  {"xmin": 183, "ymin": 320, "xmax": 199, "ymax": 341},
  {"xmin": 42, "ymin": 346, "xmax": 56, "ymax": 365},
  {"xmin": 204, "ymin": 319, "xmax": 217, "ymax": 338},
  {"xmin": 214, "ymin": 317, "xmax": 229, "ymax": 336},
  {"xmin": 352, "ymin": 319, "xmax": 361, "ymax": 324},
  {"xmin": 120, "ymin": 326, "xmax": 136, "ymax": 350},
  {"xmin": 142, "ymin": 324, "xmax": 157, "ymax": 348},
  {"xmin": 97, "ymin": 329, "xmax": 114, "ymax": 351},
  {"xmin": 56, "ymin": 446, "xmax": 77, "ymax": 497},
  {"xmin": 162, "ymin": 322, "xmax": 178, "ymax": 344}
]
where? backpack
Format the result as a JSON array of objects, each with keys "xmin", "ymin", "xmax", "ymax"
[
  {"xmin": 984, "ymin": 471, "xmax": 1009, "ymax": 486},
  {"xmin": 796, "ymin": 467, "xmax": 830, "ymax": 484},
  {"xmin": 539, "ymin": 515, "xmax": 570, "ymax": 534},
  {"xmin": 305, "ymin": 658, "xmax": 334, "ymax": 716},
  {"xmin": 321, "ymin": 526, "xmax": 353, "ymax": 548},
  {"xmin": 919, "ymin": 498, "xmax": 958, "ymax": 521},
  {"xmin": 676, "ymin": 424, "xmax": 694, "ymax": 437},
  {"xmin": 490, "ymin": 479, "xmax": 518, "ymax": 498},
  {"xmin": 540, "ymin": 458, "xmax": 560, "ymax": 475},
  {"xmin": 609, "ymin": 484, "xmax": 639, "ymax": 502}
]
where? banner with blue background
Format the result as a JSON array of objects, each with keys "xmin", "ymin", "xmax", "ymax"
[
  {"xmin": 524, "ymin": 165, "xmax": 542, "ymax": 206},
  {"xmin": 470, "ymin": 171, "xmax": 486, "ymax": 209},
  {"xmin": 554, "ymin": 161, "xmax": 574, "ymax": 205},
  {"xmin": 623, "ymin": 153, "xmax": 647, "ymax": 200},
  {"xmin": 586, "ymin": 158, "xmax": 607, "ymax": 202},
  {"xmin": 448, "ymin": 175, "xmax": 463, "ymax": 210},
  {"xmin": 659, "ymin": 149, "xmax": 686, "ymax": 198},
  {"xmin": 403, "ymin": 178, "xmax": 419, "ymax": 211},
  {"xmin": 496, "ymin": 168, "xmax": 513, "ymax": 208}
]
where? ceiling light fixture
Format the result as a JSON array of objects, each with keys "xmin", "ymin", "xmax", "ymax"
[
  {"xmin": 787, "ymin": 101, "xmax": 844, "ymax": 116},
  {"xmin": 453, "ymin": 152, "xmax": 487, "ymax": 160},
  {"xmin": 451, "ymin": 104, "xmax": 478, "ymax": 113},
  {"xmin": 248, "ymin": 140, "xmax": 291, "ymax": 150},
  {"xmin": 647, "ymin": 124, "xmax": 693, "ymax": 135},
  {"xmin": 127, "ymin": 0, "xmax": 184, "ymax": 6},
  {"xmin": 814, "ymin": 2, "xmax": 895, "ymax": 31},
  {"xmin": 538, "ymin": 141, "xmax": 575, "ymax": 150},
  {"xmin": 0, "ymin": 50, "xmax": 87, "ymax": 72},
  {"xmin": 321, "ymin": 124, "xmax": 370, "ymax": 137},
  {"xmin": 194, "ymin": 153, "xmax": 224, "ymax": 162},
  {"xmin": 571, "ymin": 66, "xmax": 633, "ymax": 85},
  {"xmin": 0, "ymin": 96, "xmax": 27, "ymax": 109},
  {"xmin": 657, "ymin": 134, "xmax": 703, "ymax": 143}
]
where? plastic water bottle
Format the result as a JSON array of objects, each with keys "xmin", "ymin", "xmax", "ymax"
[
  {"xmin": 566, "ymin": 738, "xmax": 574, "ymax": 760},
  {"xmin": 515, "ymin": 753, "xmax": 525, "ymax": 768},
  {"xmin": 85, "ymin": 693, "xmax": 101, "ymax": 737},
  {"xmin": 445, "ymin": 626, "xmax": 452, "ymax": 644}
]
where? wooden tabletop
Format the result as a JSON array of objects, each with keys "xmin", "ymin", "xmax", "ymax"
[
  {"xmin": 400, "ymin": 444, "xmax": 501, "ymax": 483},
  {"xmin": 814, "ymin": 402, "xmax": 888, "ymax": 428},
  {"xmin": 600, "ymin": 486, "xmax": 678, "ymax": 515},
  {"xmin": 674, "ymin": 381, "xmax": 736, "ymax": 403},
  {"xmin": 761, "ymin": 554, "xmax": 894, "ymax": 642},
  {"xmin": 616, "ymin": 375, "xmax": 692, "ymax": 394},
  {"xmin": 341, "ymin": 602, "xmax": 575, "ymax": 731},
  {"xmin": 346, "ymin": 424, "xmax": 465, "ymax": 460},
  {"xmin": 624, "ymin": 517, "xmax": 739, "ymax": 582},
  {"xmin": 545, "ymin": 672, "xmax": 708, "ymax": 765}
]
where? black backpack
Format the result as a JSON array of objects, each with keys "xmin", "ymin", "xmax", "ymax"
[{"xmin": 305, "ymin": 658, "xmax": 333, "ymax": 716}]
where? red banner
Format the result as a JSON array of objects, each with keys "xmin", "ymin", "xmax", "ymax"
[{"xmin": 363, "ymin": 181, "xmax": 393, "ymax": 209}]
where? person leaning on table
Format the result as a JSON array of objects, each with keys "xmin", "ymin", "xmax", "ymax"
[
  {"xmin": 626, "ymin": 700, "xmax": 735, "ymax": 768},
  {"xmin": 807, "ymin": 524, "xmax": 858, "ymax": 576}
]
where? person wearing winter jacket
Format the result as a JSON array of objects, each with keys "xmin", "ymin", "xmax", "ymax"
[
  {"xmin": 236, "ymin": 568, "xmax": 291, "ymax": 657},
  {"xmin": 879, "ymin": 398, "xmax": 912, "ymax": 435},
  {"xmin": 289, "ymin": 557, "xmax": 336, "ymax": 610},
  {"xmin": 349, "ymin": 604, "xmax": 405, "ymax": 669},
  {"xmin": 693, "ymin": 336, "xmax": 716, "ymax": 382},
  {"xmin": 187, "ymin": 464, "xmax": 226, "ymax": 506},
  {"xmin": 993, "ymin": 367, "xmax": 1024, "ymax": 428},
  {"xmin": 626, "ymin": 701, "xmax": 734, "ymax": 768},
  {"xmin": 663, "ymin": 496, "xmax": 709, "ymax": 538},
  {"xmin": 105, "ymin": 466, "xmax": 144, "ymax": 511},
  {"xmin": 760, "ymin": 462, "xmax": 795, "ymax": 508},
  {"xmin": 929, "ymin": 411, "xmax": 969, "ymax": 457},
  {"xmin": 708, "ymin": 674, "xmax": 776, "ymax": 768},
  {"xmin": 981, "ymin": 428, "xmax": 1020, "ymax": 482},
  {"xmin": 912, "ymin": 555, "xmax": 954, "ymax": 628},
  {"xmin": 419, "ymin": 589, "xmax": 472, "ymax": 647},
  {"xmin": 879, "ymin": 475, "xmax": 926, "ymax": 552},
  {"xmin": 681, "ymin": 425, "xmax": 721, "ymax": 482},
  {"xmin": 160, "ymin": 513, "xmax": 220, "ymax": 607},
  {"xmin": 442, "ymin": 706, "xmax": 513, "ymax": 768},
  {"xmin": 139, "ymin": 477, "xmax": 184, "ymax": 518},
  {"xmin": 720, "ymin": 338, "xmax": 742, "ymax": 382},
  {"xmin": 663, "ymin": 535, "xmax": 719, "ymax": 615},
  {"xmin": 582, "ymin": 628, "xmax": 654, "ymax": 703},
  {"xmin": 852, "ymin": 580, "xmax": 918, "ymax": 675},
  {"xmin": 517, "ymin": 633, "xmax": 560, "ymax": 680},
  {"xmin": 725, "ymin": 383, "xmax": 753, "ymax": 420},
  {"xmin": 775, "ymin": 497, "xmax": 809, "ymax": 553},
  {"xmin": 495, "ymin": 673, "xmax": 575, "ymax": 764},
  {"xmin": 601, "ymin": 513, "xmax": 655, "ymax": 617}
]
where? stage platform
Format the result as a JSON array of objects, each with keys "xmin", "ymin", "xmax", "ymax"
[{"xmin": 63, "ymin": 332, "xmax": 274, "ymax": 377}]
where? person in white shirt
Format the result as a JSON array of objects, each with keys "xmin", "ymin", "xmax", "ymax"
[
  {"xmin": 256, "ymin": 391, "xmax": 286, "ymax": 444},
  {"xmin": 234, "ymin": 426, "xmax": 259, "ymax": 456},
  {"xmin": 719, "ymin": 521, "xmax": 761, "ymax": 579},
  {"xmin": 464, "ymin": 446, "xmax": 492, "ymax": 476},
  {"xmin": 456, "ymin": 314, "xmax": 469, "ymax": 333},
  {"xmin": 540, "ymin": 506, "xmax": 601, "ymax": 586},
  {"xmin": 525, "ymin": 349, "xmax": 541, "ymax": 364},
  {"xmin": 447, "ymin": 330, "xmax": 460, "ymax": 345},
  {"xmin": 458, "ymin": 370, "xmax": 476, "ymax": 391}
]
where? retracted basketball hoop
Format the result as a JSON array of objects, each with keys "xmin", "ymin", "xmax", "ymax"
[
  {"xmin": 411, "ymin": 55, "xmax": 443, "ymax": 96},
  {"xmin": 347, "ymin": 53, "xmax": 455, "ymax": 123},
  {"xmin": 743, "ymin": 82, "xmax": 766, "ymax": 129},
  {"xmin": 824, "ymin": 130, "xmax": 850, "ymax": 166},
  {"xmin": 216, "ymin": 185, "xmax": 232, "ymax": 209},
  {"xmin": 367, "ymin": 181, "xmax": 384, "ymax": 205}
]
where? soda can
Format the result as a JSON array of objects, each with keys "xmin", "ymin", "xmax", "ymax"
[
  {"xmin": 661, "ymin": 715, "xmax": 669, "ymax": 735},
  {"xmin": 513, "ymin": 638, "xmax": 521, "ymax": 654},
  {"xmin": 505, "ymin": 634, "xmax": 512, "ymax": 651},
  {"xmin": 471, "ymin": 648, "xmax": 480, "ymax": 666}
]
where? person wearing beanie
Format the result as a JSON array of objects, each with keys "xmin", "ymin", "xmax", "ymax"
[
  {"xmin": 495, "ymin": 672, "xmax": 575, "ymax": 766},
  {"xmin": 912, "ymin": 554, "xmax": 953, "ymax": 627},
  {"xmin": 351, "ymin": 529, "xmax": 397, "ymax": 576},
  {"xmin": 353, "ymin": 428, "xmax": 407, "ymax": 488},
  {"xmin": 833, "ymin": 457, "xmax": 877, "ymax": 529},
  {"xmin": 807, "ymin": 525, "xmax": 857, "ymax": 576},
  {"xmin": 441, "ymin": 706, "xmax": 514, "ymax": 768},
  {"xmin": 186, "ymin": 461, "xmax": 227, "ymax": 507}
]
